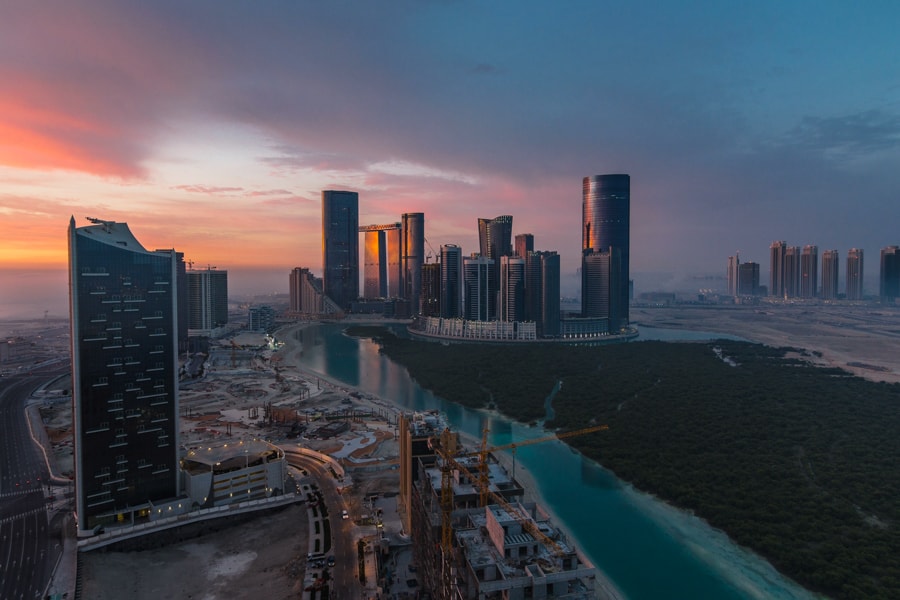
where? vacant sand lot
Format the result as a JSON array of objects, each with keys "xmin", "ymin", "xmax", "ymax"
[{"xmin": 633, "ymin": 303, "xmax": 900, "ymax": 383}]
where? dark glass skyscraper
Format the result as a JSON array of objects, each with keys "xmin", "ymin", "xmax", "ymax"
[
  {"xmin": 464, "ymin": 255, "xmax": 493, "ymax": 321},
  {"xmin": 881, "ymin": 246, "xmax": 900, "ymax": 303},
  {"xmin": 582, "ymin": 174, "xmax": 630, "ymax": 328},
  {"xmin": 68, "ymin": 217, "xmax": 180, "ymax": 535},
  {"xmin": 322, "ymin": 190, "xmax": 359, "ymax": 311},
  {"xmin": 440, "ymin": 244, "xmax": 462, "ymax": 318}
]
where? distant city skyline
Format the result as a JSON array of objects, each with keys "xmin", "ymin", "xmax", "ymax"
[{"xmin": 2, "ymin": 3, "xmax": 900, "ymax": 317}]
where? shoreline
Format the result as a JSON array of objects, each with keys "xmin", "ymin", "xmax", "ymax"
[{"xmin": 278, "ymin": 321, "xmax": 627, "ymax": 599}]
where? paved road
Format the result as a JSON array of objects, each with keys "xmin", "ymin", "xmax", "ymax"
[
  {"xmin": 285, "ymin": 449, "xmax": 361, "ymax": 599},
  {"xmin": 0, "ymin": 372, "xmax": 63, "ymax": 600}
]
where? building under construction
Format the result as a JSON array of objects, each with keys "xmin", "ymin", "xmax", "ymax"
[{"xmin": 402, "ymin": 416, "xmax": 600, "ymax": 599}]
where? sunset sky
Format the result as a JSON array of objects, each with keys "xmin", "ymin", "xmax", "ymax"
[{"xmin": 2, "ymin": 1, "xmax": 899, "ymax": 316}]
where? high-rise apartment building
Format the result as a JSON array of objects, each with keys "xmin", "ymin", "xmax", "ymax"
[
  {"xmin": 846, "ymin": 248, "xmax": 864, "ymax": 301},
  {"xmin": 401, "ymin": 213, "xmax": 425, "ymax": 314},
  {"xmin": 68, "ymin": 217, "xmax": 180, "ymax": 535},
  {"xmin": 821, "ymin": 250, "xmax": 839, "ymax": 300},
  {"xmin": 499, "ymin": 256, "xmax": 526, "ymax": 322},
  {"xmin": 440, "ymin": 244, "xmax": 462, "ymax": 318},
  {"xmin": 881, "ymin": 246, "xmax": 900, "ymax": 303},
  {"xmin": 800, "ymin": 245, "xmax": 818, "ymax": 298},
  {"xmin": 322, "ymin": 190, "xmax": 359, "ymax": 310},
  {"xmin": 288, "ymin": 267, "xmax": 341, "ymax": 316},
  {"xmin": 539, "ymin": 251, "xmax": 561, "ymax": 337},
  {"xmin": 186, "ymin": 268, "xmax": 228, "ymax": 331},
  {"xmin": 464, "ymin": 255, "xmax": 494, "ymax": 321},
  {"xmin": 289, "ymin": 267, "xmax": 304, "ymax": 313},
  {"xmin": 726, "ymin": 255, "xmax": 740, "ymax": 296},
  {"xmin": 582, "ymin": 174, "xmax": 630, "ymax": 328},
  {"xmin": 515, "ymin": 233, "xmax": 534, "ymax": 259},
  {"xmin": 784, "ymin": 246, "xmax": 801, "ymax": 298},
  {"xmin": 769, "ymin": 241, "xmax": 786, "ymax": 297},
  {"xmin": 737, "ymin": 261, "xmax": 760, "ymax": 296}
]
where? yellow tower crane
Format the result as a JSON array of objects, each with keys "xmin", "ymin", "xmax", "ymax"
[{"xmin": 430, "ymin": 423, "xmax": 608, "ymax": 598}]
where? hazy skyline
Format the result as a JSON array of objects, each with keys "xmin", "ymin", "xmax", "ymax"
[{"xmin": 2, "ymin": 1, "xmax": 899, "ymax": 317}]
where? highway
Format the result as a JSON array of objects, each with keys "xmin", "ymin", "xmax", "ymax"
[{"xmin": 0, "ymin": 371, "xmax": 65, "ymax": 600}]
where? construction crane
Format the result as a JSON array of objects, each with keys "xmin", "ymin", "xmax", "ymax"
[
  {"xmin": 430, "ymin": 424, "xmax": 608, "ymax": 598},
  {"xmin": 465, "ymin": 424, "xmax": 609, "ymax": 507}
]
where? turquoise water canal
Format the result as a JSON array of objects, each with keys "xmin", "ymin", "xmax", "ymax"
[{"xmin": 291, "ymin": 322, "xmax": 819, "ymax": 600}]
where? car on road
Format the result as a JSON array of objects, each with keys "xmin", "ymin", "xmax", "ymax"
[{"xmin": 341, "ymin": 509, "xmax": 349, "ymax": 519}]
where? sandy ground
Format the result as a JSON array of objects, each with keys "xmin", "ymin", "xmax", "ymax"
[
  {"xmin": 633, "ymin": 303, "xmax": 900, "ymax": 383},
  {"xmin": 79, "ymin": 504, "xmax": 309, "ymax": 600}
]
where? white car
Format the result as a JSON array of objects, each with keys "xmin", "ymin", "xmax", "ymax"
[{"xmin": 341, "ymin": 509, "xmax": 349, "ymax": 520}]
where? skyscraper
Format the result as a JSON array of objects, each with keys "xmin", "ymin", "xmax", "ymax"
[
  {"xmin": 846, "ymin": 248, "xmax": 864, "ymax": 301},
  {"xmin": 821, "ymin": 250, "xmax": 839, "ymax": 300},
  {"xmin": 440, "ymin": 244, "xmax": 462, "ymax": 319},
  {"xmin": 800, "ymin": 245, "xmax": 818, "ymax": 298},
  {"xmin": 737, "ymin": 261, "xmax": 760, "ymax": 296},
  {"xmin": 515, "ymin": 233, "xmax": 534, "ymax": 259},
  {"xmin": 68, "ymin": 217, "xmax": 180, "ymax": 535},
  {"xmin": 726, "ymin": 255, "xmax": 740, "ymax": 296},
  {"xmin": 539, "ymin": 251, "xmax": 561, "ymax": 337},
  {"xmin": 784, "ymin": 246, "xmax": 801, "ymax": 298},
  {"xmin": 360, "ymin": 223, "xmax": 401, "ymax": 299},
  {"xmin": 769, "ymin": 241, "xmax": 786, "ymax": 298},
  {"xmin": 464, "ymin": 255, "xmax": 494, "ymax": 321},
  {"xmin": 322, "ymin": 190, "xmax": 359, "ymax": 310},
  {"xmin": 880, "ymin": 246, "xmax": 900, "ymax": 303},
  {"xmin": 401, "ymin": 212, "xmax": 425, "ymax": 314},
  {"xmin": 499, "ymin": 255, "xmax": 526, "ymax": 322},
  {"xmin": 186, "ymin": 268, "xmax": 228, "ymax": 331},
  {"xmin": 583, "ymin": 174, "xmax": 630, "ymax": 328},
  {"xmin": 581, "ymin": 248, "xmax": 622, "ymax": 332},
  {"xmin": 421, "ymin": 262, "xmax": 441, "ymax": 317},
  {"xmin": 478, "ymin": 215, "xmax": 513, "ymax": 260},
  {"xmin": 477, "ymin": 215, "xmax": 513, "ymax": 318},
  {"xmin": 289, "ymin": 267, "xmax": 304, "ymax": 313}
]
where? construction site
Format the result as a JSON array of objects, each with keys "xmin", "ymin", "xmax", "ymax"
[{"xmin": 398, "ymin": 412, "xmax": 605, "ymax": 599}]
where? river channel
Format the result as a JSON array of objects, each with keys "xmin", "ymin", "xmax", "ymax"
[{"xmin": 290, "ymin": 322, "xmax": 820, "ymax": 600}]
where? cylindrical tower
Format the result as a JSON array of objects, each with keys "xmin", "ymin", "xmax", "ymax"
[
  {"xmin": 582, "ymin": 174, "xmax": 630, "ymax": 327},
  {"xmin": 402, "ymin": 212, "xmax": 424, "ymax": 314}
]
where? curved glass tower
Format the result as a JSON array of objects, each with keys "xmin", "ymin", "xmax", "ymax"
[{"xmin": 582, "ymin": 174, "xmax": 630, "ymax": 328}]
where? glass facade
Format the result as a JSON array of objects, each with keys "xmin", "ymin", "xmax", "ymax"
[
  {"xmin": 401, "ymin": 213, "xmax": 424, "ymax": 312},
  {"xmin": 440, "ymin": 244, "xmax": 462, "ymax": 319},
  {"xmin": 322, "ymin": 190, "xmax": 359, "ymax": 310},
  {"xmin": 582, "ymin": 174, "xmax": 630, "ymax": 326},
  {"xmin": 68, "ymin": 219, "xmax": 179, "ymax": 534}
]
